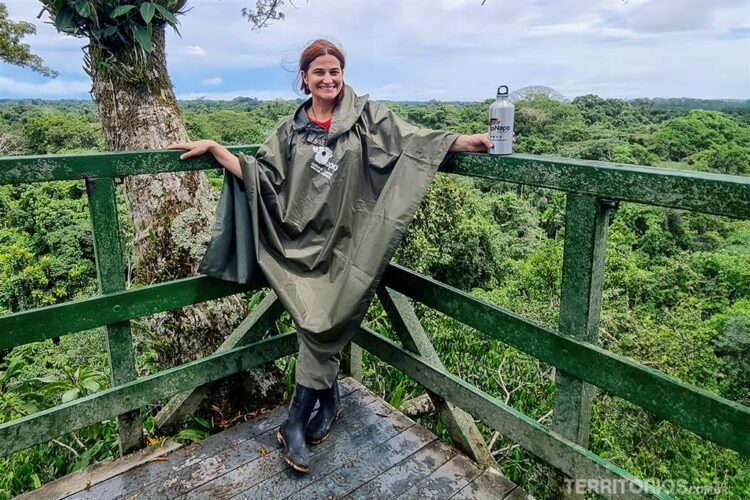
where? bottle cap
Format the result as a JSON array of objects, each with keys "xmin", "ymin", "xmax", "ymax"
[{"xmin": 497, "ymin": 85, "xmax": 509, "ymax": 97}]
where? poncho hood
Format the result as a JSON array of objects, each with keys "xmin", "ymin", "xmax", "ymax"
[{"xmin": 293, "ymin": 85, "xmax": 369, "ymax": 140}]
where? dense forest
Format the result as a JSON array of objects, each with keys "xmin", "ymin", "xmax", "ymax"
[{"xmin": 0, "ymin": 94, "xmax": 749, "ymax": 498}]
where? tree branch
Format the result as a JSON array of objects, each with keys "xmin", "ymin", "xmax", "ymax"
[
  {"xmin": 51, "ymin": 439, "xmax": 79, "ymax": 456},
  {"xmin": 241, "ymin": 0, "xmax": 306, "ymax": 30},
  {"xmin": 0, "ymin": 4, "xmax": 57, "ymax": 77}
]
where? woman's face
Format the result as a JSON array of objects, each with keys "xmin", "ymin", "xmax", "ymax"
[{"xmin": 302, "ymin": 54, "xmax": 343, "ymax": 103}]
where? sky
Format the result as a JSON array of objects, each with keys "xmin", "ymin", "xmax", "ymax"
[{"xmin": 0, "ymin": 0, "xmax": 749, "ymax": 102}]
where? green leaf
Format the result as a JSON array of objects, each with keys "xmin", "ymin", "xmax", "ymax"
[
  {"xmin": 192, "ymin": 416, "xmax": 211, "ymax": 430},
  {"xmin": 140, "ymin": 2, "xmax": 157, "ymax": 24},
  {"xmin": 111, "ymin": 5, "xmax": 136, "ymax": 18},
  {"xmin": 4, "ymin": 356, "xmax": 26, "ymax": 379},
  {"xmin": 153, "ymin": 3, "xmax": 179, "ymax": 25},
  {"xmin": 54, "ymin": 6, "xmax": 76, "ymax": 33},
  {"xmin": 82, "ymin": 379, "xmax": 100, "ymax": 393},
  {"xmin": 72, "ymin": 442, "xmax": 101, "ymax": 471},
  {"xmin": 247, "ymin": 291, "xmax": 263, "ymax": 312},
  {"xmin": 21, "ymin": 402, "xmax": 39, "ymax": 415},
  {"xmin": 174, "ymin": 428, "xmax": 209, "ymax": 443},
  {"xmin": 131, "ymin": 24, "xmax": 153, "ymax": 53},
  {"xmin": 73, "ymin": 0, "xmax": 92, "ymax": 18},
  {"xmin": 62, "ymin": 388, "xmax": 79, "ymax": 403},
  {"xmin": 144, "ymin": 415, "xmax": 155, "ymax": 433},
  {"xmin": 101, "ymin": 26, "xmax": 119, "ymax": 38}
]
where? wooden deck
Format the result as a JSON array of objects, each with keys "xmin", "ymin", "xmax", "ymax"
[{"xmin": 23, "ymin": 377, "xmax": 527, "ymax": 499}]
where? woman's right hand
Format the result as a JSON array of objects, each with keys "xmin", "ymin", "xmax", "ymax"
[
  {"xmin": 168, "ymin": 139, "xmax": 244, "ymax": 179},
  {"xmin": 167, "ymin": 140, "xmax": 218, "ymax": 160}
]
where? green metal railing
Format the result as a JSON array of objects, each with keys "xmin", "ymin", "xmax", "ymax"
[{"xmin": 1, "ymin": 148, "xmax": 748, "ymax": 499}]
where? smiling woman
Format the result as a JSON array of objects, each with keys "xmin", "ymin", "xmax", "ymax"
[
  {"xmin": 167, "ymin": 38, "xmax": 492, "ymax": 474},
  {"xmin": 298, "ymin": 39, "xmax": 345, "ymax": 125}
]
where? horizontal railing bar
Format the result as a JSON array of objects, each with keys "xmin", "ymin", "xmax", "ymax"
[
  {"xmin": 0, "ymin": 333, "xmax": 297, "ymax": 457},
  {"xmin": 0, "ymin": 275, "xmax": 263, "ymax": 351},
  {"xmin": 3, "ymin": 150, "xmax": 749, "ymax": 219},
  {"xmin": 0, "ymin": 146, "xmax": 259, "ymax": 185},
  {"xmin": 382, "ymin": 264, "xmax": 750, "ymax": 456},
  {"xmin": 445, "ymin": 153, "xmax": 750, "ymax": 219},
  {"xmin": 353, "ymin": 327, "xmax": 668, "ymax": 500}
]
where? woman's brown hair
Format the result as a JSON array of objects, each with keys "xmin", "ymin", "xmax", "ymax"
[{"xmin": 298, "ymin": 39, "xmax": 346, "ymax": 96}]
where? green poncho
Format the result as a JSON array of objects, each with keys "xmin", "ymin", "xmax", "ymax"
[{"xmin": 201, "ymin": 86, "xmax": 457, "ymax": 386}]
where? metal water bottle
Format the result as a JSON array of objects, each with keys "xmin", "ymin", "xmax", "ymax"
[{"xmin": 488, "ymin": 85, "xmax": 514, "ymax": 155}]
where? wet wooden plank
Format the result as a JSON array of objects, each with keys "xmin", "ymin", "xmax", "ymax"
[
  {"xmin": 451, "ymin": 467, "xmax": 519, "ymax": 500},
  {"xmin": 17, "ymin": 440, "xmax": 182, "ymax": 500},
  {"xmin": 68, "ymin": 381, "xmax": 362, "ymax": 500},
  {"xmin": 32, "ymin": 377, "xmax": 522, "ymax": 500},
  {"xmin": 504, "ymin": 483, "xmax": 532, "ymax": 500},
  {"xmin": 343, "ymin": 439, "xmax": 456, "ymax": 499},
  {"xmin": 286, "ymin": 425, "xmax": 438, "ymax": 499},
  {"xmin": 397, "ymin": 454, "xmax": 483, "ymax": 500},
  {"xmin": 229, "ymin": 401, "xmax": 414, "ymax": 499},
  {"xmin": 66, "ymin": 403, "xmax": 291, "ymax": 499},
  {"xmin": 160, "ymin": 425, "xmax": 283, "ymax": 499},
  {"xmin": 332, "ymin": 376, "xmax": 362, "ymax": 400},
  {"xmin": 138, "ymin": 388, "xmax": 376, "ymax": 499},
  {"xmin": 185, "ymin": 391, "xmax": 392, "ymax": 499}
]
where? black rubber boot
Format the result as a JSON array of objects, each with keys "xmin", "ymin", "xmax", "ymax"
[
  {"xmin": 276, "ymin": 383, "xmax": 318, "ymax": 472},
  {"xmin": 305, "ymin": 379, "xmax": 341, "ymax": 445}
]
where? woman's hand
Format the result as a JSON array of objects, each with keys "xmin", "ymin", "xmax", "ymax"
[
  {"xmin": 167, "ymin": 139, "xmax": 218, "ymax": 160},
  {"xmin": 449, "ymin": 133, "xmax": 493, "ymax": 153},
  {"xmin": 167, "ymin": 139, "xmax": 243, "ymax": 179}
]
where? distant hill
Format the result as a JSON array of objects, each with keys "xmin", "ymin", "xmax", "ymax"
[
  {"xmin": 2, "ymin": 95, "xmax": 748, "ymax": 112},
  {"xmin": 629, "ymin": 97, "xmax": 750, "ymax": 112},
  {"xmin": 509, "ymin": 86, "xmax": 569, "ymax": 103}
]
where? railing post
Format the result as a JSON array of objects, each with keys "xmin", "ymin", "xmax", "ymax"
[
  {"xmin": 341, "ymin": 341, "xmax": 363, "ymax": 382},
  {"xmin": 550, "ymin": 194, "xmax": 615, "ymax": 497},
  {"xmin": 86, "ymin": 177, "xmax": 144, "ymax": 455}
]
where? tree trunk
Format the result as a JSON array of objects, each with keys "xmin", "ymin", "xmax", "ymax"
[{"xmin": 88, "ymin": 26, "xmax": 283, "ymax": 407}]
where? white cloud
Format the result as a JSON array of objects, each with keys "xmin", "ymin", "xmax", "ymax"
[
  {"xmin": 0, "ymin": 77, "xmax": 90, "ymax": 96},
  {"xmin": 186, "ymin": 46, "xmax": 207, "ymax": 56},
  {"xmin": 614, "ymin": 0, "xmax": 750, "ymax": 34},
  {"xmin": 202, "ymin": 77, "xmax": 224, "ymax": 86},
  {"xmin": 176, "ymin": 88, "xmax": 296, "ymax": 101},
  {"xmin": 1, "ymin": 0, "xmax": 747, "ymax": 100}
]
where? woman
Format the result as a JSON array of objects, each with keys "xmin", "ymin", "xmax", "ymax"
[{"xmin": 169, "ymin": 39, "xmax": 491, "ymax": 473}]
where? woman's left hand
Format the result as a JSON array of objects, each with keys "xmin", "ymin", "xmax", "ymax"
[{"xmin": 449, "ymin": 133, "xmax": 494, "ymax": 153}]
